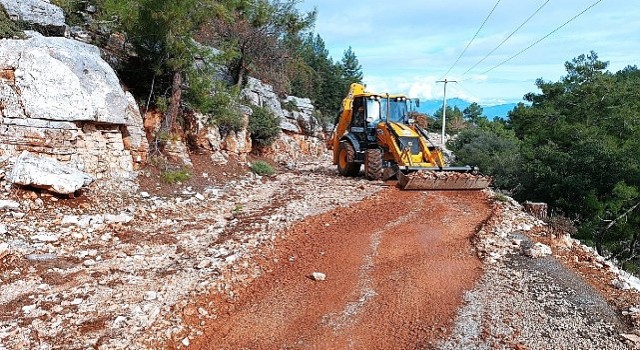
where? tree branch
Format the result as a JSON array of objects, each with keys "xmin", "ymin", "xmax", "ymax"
[{"xmin": 601, "ymin": 200, "xmax": 640, "ymax": 234}]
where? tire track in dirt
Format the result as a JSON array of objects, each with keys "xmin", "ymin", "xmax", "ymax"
[{"xmin": 186, "ymin": 188, "xmax": 491, "ymax": 350}]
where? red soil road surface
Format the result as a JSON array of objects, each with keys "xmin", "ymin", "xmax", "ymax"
[{"xmin": 188, "ymin": 188, "xmax": 492, "ymax": 350}]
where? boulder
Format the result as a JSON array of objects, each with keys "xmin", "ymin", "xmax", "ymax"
[
  {"xmin": 1, "ymin": 34, "xmax": 131, "ymax": 124},
  {"xmin": 0, "ymin": 199, "xmax": 19, "ymax": 210},
  {"xmin": 8, "ymin": 151, "xmax": 93, "ymax": 194},
  {"xmin": 0, "ymin": 34, "xmax": 148, "ymax": 179},
  {"xmin": 241, "ymin": 77, "xmax": 323, "ymax": 135},
  {"xmin": 0, "ymin": 0, "xmax": 66, "ymax": 36},
  {"xmin": 524, "ymin": 242, "xmax": 552, "ymax": 258},
  {"xmin": 242, "ymin": 77, "xmax": 285, "ymax": 121},
  {"xmin": 267, "ymin": 131, "xmax": 327, "ymax": 163}
]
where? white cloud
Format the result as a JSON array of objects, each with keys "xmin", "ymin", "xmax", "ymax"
[
  {"xmin": 300, "ymin": 0, "xmax": 640, "ymax": 103},
  {"xmin": 407, "ymin": 81, "xmax": 435, "ymax": 100}
]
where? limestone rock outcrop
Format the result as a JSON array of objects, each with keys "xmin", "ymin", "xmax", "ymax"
[
  {"xmin": 240, "ymin": 77, "xmax": 326, "ymax": 162},
  {"xmin": 241, "ymin": 77, "xmax": 323, "ymax": 136},
  {"xmin": 0, "ymin": 33, "xmax": 148, "ymax": 180},
  {"xmin": 188, "ymin": 112, "xmax": 252, "ymax": 165},
  {"xmin": 8, "ymin": 151, "xmax": 93, "ymax": 194},
  {"xmin": 0, "ymin": 0, "xmax": 66, "ymax": 36}
]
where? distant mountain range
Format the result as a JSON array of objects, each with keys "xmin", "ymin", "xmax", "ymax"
[{"xmin": 416, "ymin": 98, "xmax": 520, "ymax": 119}]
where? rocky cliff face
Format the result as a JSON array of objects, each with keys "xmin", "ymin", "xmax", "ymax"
[
  {"xmin": 241, "ymin": 77, "xmax": 327, "ymax": 163},
  {"xmin": 0, "ymin": 3, "xmax": 326, "ymax": 187},
  {"xmin": 186, "ymin": 77, "xmax": 327, "ymax": 166},
  {"xmin": 0, "ymin": 0, "xmax": 66, "ymax": 36},
  {"xmin": 0, "ymin": 32, "xmax": 148, "ymax": 181}
]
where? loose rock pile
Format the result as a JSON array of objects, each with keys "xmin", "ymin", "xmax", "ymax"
[
  {"xmin": 0, "ymin": 159, "xmax": 380, "ymax": 349},
  {"xmin": 440, "ymin": 191, "xmax": 640, "ymax": 350}
]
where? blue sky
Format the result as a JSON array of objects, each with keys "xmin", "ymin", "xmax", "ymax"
[{"xmin": 298, "ymin": 0, "xmax": 640, "ymax": 105}]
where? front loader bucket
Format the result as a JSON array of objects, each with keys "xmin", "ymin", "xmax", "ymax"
[{"xmin": 398, "ymin": 171, "xmax": 492, "ymax": 190}]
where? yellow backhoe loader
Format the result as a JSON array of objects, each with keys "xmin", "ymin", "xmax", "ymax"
[{"xmin": 331, "ymin": 83, "xmax": 491, "ymax": 190}]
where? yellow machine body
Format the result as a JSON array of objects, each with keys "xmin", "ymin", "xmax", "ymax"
[{"xmin": 331, "ymin": 83, "xmax": 491, "ymax": 190}]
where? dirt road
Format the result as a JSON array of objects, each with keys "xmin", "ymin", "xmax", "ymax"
[{"xmin": 188, "ymin": 188, "xmax": 492, "ymax": 350}]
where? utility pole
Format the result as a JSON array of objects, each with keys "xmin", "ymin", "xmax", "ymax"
[{"xmin": 436, "ymin": 79, "xmax": 456, "ymax": 145}]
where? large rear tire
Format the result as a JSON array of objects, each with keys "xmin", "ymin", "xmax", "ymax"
[
  {"xmin": 365, "ymin": 148, "xmax": 383, "ymax": 180},
  {"xmin": 337, "ymin": 142, "xmax": 361, "ymax": 177}
]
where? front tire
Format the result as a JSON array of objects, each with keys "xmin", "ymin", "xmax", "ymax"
[
  {"xmin": 337, "ymin": 141, "xmax": 361, "ymax": 177},
  {"xmin": 365, "ymin": 148, "xmax": 383, "ymax": 180}
]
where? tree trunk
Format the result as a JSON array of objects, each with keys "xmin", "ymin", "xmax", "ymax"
[
  {"xmin": 235, "ymin": 57, "xmax": 245, "ymax": 88},
  {"xmin": 165, "ymin": 71, "xmax": 183, "ymax": 131},
  {"xmin": 628, "ymin": 231, "xmax": 639, "ymax": 259},
  {"xmin": 595, "ymin": 237, "xmax": 603, "ymax": 256}
]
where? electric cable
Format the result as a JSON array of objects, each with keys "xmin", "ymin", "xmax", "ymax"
[
  {"xmin": 440, "ymin": 0, "xmax": 502, "ymax": 80},
  {"xmin": 454, "ymin": 81, "xmax": 481, "ymax": 101},
  {"xmin": 462, "ymin": 0, "xmax": 551, "ymax": 77},
  {"xmin": 478, "ymin": 0, "xmax": 604, "ymax": 76}
]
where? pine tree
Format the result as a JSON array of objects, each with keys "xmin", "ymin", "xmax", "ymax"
[
  {"xmin": 340, "ymin": 46, "xmax": 363, "ymax": 84},
  {"xmin": 99, "ymin": 0, "xmax": 214, "ymax": 131}
]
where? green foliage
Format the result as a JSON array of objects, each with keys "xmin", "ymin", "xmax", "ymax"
[
  {"xmin": 340, "ymin": 46, "xmax": 363, "ymax": 84},
  {"xmin": 50, "ymin": 0, "xmax": 90, "ymax": 25},
  {"xmin": 492, "ymin": 192, "xmax": 510, "ymax": 203},
  {"xmin": 282, "ymin": 99, "xmax": 300, "ymax": 112},
  {"xmin": 504, "ymin": 51, "xmax": 640, "ymax": 263},
  {"xmin": 155, "ymin": 97, "xmax": 169, "ymax": 113},
  {"xmin": 463, "ymin": 102, "xmax": 484, "ymax": 125},
  {"xmin": 97, "ymin": 0, "xmax": 217, "ymax": 129},
  {"xmin": 448, "ymin": 52, "xmax": 640, "ymax": 268},
  {"xmin": 155, "ymin": 130, "xmax": 179, "ymax": 142},
  {"xmin": 161, "ymin": 168, "xmax": 192, "ymax": 183},
  {"xmin": 203, "ymin": 0, "xmax": 316, "ymax": 91},
  {"xmin": 433, "ymin": 105, "xmax": 465, "ymax": 134},
  {"xmin": 448, "ymin": 126, "xmax": 522, "ymax": 192},
  {"xmin": 249, "ymin": 105, "xmax": 281, "ymax": 147},
  {"xmin": 232, "ymin": 203, "xmax": 243, "ymax": 215},
  {"xmin": 250, "ymin": 160, "xmax": 275, "ymax": 176},
  {"xmin": 0, "ymin": 6, "xmax": 25, "ymax": 39},
  {"xmin": 287, "ymin": 33, "xmax": 350, "ymax": 120},
  {"xmin": 189, "ymin": 80, "xmax": 244, "ymax": 135}
]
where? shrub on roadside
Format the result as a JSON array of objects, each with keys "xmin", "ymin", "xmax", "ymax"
[
  {"xmin": 250, "ymin": 160, "xmax": 275, "ymax": 176},
  {"xmin": 249, "ymin": 105, "xmax": 281, "ymax": 147},
  {"xmin": 161, "ymin": 168, "xmax": 192, "ymax": 184}
]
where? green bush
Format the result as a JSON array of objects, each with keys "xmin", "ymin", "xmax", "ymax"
[
  {"xmin": 447, "ymin": 127, "xmax": 522, "ymax": 193},
  {"xmin": 161, "ymin": 168, "xmax": 192, "ymax": 184},
  {"xmin": 250, "ymin": 160, "xmax": 275, "ymax": 176},
  {"xmin": 249, "ymin": 105, "xmax": 281, "ymax": 147},
  {"xmin": 282, "ymin": 99, "xmax": 300, "ymax": 112},
  {"xmin": 493, "ymin": 192, "xmax": 510, "ymax": 203},
  {"xmin": 188, "ymin": 80, "xmax": 243, "ymax": 136}
]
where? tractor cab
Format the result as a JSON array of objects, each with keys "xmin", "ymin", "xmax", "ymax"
[{"xmin": 348, "ymin": 94, "xmax": 414, "ymax": 145}]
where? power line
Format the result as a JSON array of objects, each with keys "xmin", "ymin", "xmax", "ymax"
[
  {"xmin": 454, "ymin": 81, "xmax": 480, "ymax": 100},
  {"xmin": 440, "ymin": 0, "xmax": 502, "ymax": 80},
  {"xmin": 478, "ymin": 0, "xmax": 604, "ymax": 76},
  {"xmin": 462, "ymin": 0, "xmax": 551, "ymax": 77}
]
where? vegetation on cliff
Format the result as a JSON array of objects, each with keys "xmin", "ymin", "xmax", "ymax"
[
  {"xmin": 91, "ymin": 0, "xmax": 362, "ymax": 135},
  {"xmin": 449, "ymin": 52, "xmax": 640, "ymax": 269},
  {"xmin": 0, "ymin": 5, "xmax": 25, "ymax": 39}
]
